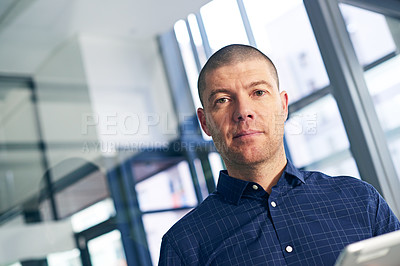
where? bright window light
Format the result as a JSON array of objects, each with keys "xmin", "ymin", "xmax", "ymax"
[{"xmin": 70, "ymin": 198, "xmax": 115, "ymax": 232}]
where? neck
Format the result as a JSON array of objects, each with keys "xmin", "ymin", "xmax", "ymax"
[{"xmin": 224, "ymin": 147, "xmax": 287, "ymax": 194}]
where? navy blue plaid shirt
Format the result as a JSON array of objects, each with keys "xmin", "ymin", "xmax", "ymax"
[{"xmin": 159, "ymin": 160, "xmax": 400, "ymax": 265}]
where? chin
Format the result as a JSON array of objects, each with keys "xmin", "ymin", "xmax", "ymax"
[{"xmin": 226, "ymin": 150, "xmax": 269, "ymax": 166}]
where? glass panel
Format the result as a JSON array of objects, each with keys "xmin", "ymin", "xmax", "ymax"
[
  {"xmin": 54, "ymin": 168, "xmax": 109, "ymax": 219},
  {"xmin": 285, "ymin": 94, "xmax": 360, "ymax": 178},
  {"xmin": 243, "ymin": 0, "xmax": 329, "ymax": 102},
  {"xmin": 0, "ymin": 79, "xmax": 45, "ymax": 214},
  {"xmin": 364, "ymin": 54, "xmax": 400, "ymax": 177},
  {"xmin": 187, "ymin": 14, "xmax": 208, "ymax": 67},
  {"xmin": 142, "ymin": 209, "xmax": 191, "ymax": 266},
  {"xmin": 390, "ymin": 139, "xmax": 400, "ymax": 177},
  {"xmin": 71, "ymin": 198, "xmax": 116, "ymax": 232},
  {"xmin": 87, "ymin": 230, "xmax": 127, "ymax": 266},
  {"xmin": 135, "ymin": 161, "xmax": 197, "ymax": 212},
  {"xmin": 200, "ymin": 0, "xmax": 249, "ymax": 52},
  {"xmin": 339, "ymin": 4, "xmax": 396, "ymax": 66},
  {"xmin": 47, "ymin": 249, "xmax": 82, "ymax": 266},
  {"xmin": 174, "ymin": 18, "xmax": 212, "ymax": 140},
  {"xmin": 174, "ymin": 19, "xmax": 202, "ymax": 110},
  {"xmin": 0, "ymin": 1, "xmax": 179, "ymax": 264}
]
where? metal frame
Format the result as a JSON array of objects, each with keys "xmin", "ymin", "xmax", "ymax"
[
  {"xmin": 340, "ymin": 0, "xmax": 400, "ymax": 19},
  {"xmin": 119, "ymin": 157, "xmax": 153, "ymax": 266},
  {"xmin": 158, "ymin": 30, "xmax": 197, "ymax": 124},
  {"xmin": 303, "ymin": 0, "xmax": 400, "ymax": 216},
  {"xmin": 75, "ymin": 217, "xmax": 118, "ymax": 266},
  {"xmin": 236, "ymin": 0, "xmax": 257, "ymax": 47},
  {"xmin": 0, "ymin": 76, "xmax": 58, "ymax": 222},
  {"xmin": 30, "ymin": 78, "xmax": 59, "ymax": 221},
  {"xmin": 104, "ymin": 158, "xmax": 152, "ymax": 266},
  {"xmin": 195, "ymin": 12, "xmax": 212, "ymax": 58},
  {"xmin": 185, "ymin": 19, "xmax": 202, "ymax": 72}
]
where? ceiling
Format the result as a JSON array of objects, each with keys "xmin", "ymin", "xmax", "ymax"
[{"xmin": 0, "ymin": 0, "xmax": 210, "ymax": 75}]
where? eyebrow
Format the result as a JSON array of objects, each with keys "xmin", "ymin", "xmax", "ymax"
[
  {"xmin": 248, "ymin": 80, "xmax": 273, "ymax": 89},
  {"xmin": 207, "ymin": 89, "xmax": 232, "ymax": 103}
]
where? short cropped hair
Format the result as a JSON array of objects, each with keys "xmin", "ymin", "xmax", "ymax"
[{"xmin": 197, "ymin": 44, "xmax": 279, "ymax": 106}]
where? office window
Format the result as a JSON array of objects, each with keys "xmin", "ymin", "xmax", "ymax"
[
  {"xmin": 54, "ymin": 169, "xmax": 109, "ymax": 219},
  {"xmin": 135, "ymin": 161, "xmax": 197, "ymax": 212},
  {"xmin": 0, "ymin": 79, "xmax": 48, "ymax": 220},
  {"xmin": 243, "ymin": 0, "xmax": 329, "ymax": 102},
  {"xmin": 200, "ymin": 0, "xmax": 249, "ymax": 52},
  {"xmin": 174, "ymin": 19, "xmax": 203, "ymax": 110},
  {"xmin": 364, "ymin": 54, "xmax": 400, "ymax": 177},
  {"xmin": 285, "ymin": 94, "xmax": 360, "ymax": 178},
  {"xmin": 142, "ymin": 210, "xmax": 190, "ymax": 265},
  {"xmin": 339, "ymin": 4, "xmax": 396, "ymax": 66},
  {"xmin": 87, "ymin": 230, "xmax": 126, "ymax": 266},
  {"xmin": 47, "ymin": 249, "xmax": 82, "ymax": 266},
  {"xmin": 187, "ymin": 14, "xmax": 208, "ymax": 67},
  {"xmin": 71, "ymin": 198, "xmax": 115, "ymax": 232},
  {"xmin": 338, "ymin": 5, "xmax": 400, "ymax": 178}
]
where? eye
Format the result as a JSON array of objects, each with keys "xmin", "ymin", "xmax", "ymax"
[
  {"xmin": 216, "ymin": 98, "xmax": 228, "ymax": 104},
  {"xmin": 255, "ymin": 90, "xmax": 266, "ymax": 96}
]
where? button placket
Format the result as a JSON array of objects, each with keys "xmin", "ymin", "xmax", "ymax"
[{"xmin": 269, "ymin": 192, "xmax": 294, "ymax": 258}]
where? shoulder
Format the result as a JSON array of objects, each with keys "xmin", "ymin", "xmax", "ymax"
[{"xmin": 301, "ymin": 170, "xmax": 379, "ymax": 198}]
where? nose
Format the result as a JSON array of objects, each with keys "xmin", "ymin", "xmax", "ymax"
[{"xmin": 233, "ymin": 97, "xmax": 256, "ymax": 122}]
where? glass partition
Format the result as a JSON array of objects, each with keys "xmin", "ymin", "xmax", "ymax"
[{"xmin": 0, "ymin": 79, "xmax": 44, "ymax": 214}]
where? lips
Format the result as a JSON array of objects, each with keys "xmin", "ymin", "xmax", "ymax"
[{"xmin": 233, "ymin": 130, "xmax": 263, "ymax": 139}]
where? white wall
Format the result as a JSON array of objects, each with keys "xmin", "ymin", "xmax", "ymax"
[{"xmin": 0, "ymin": 220, "xmax": 75, "ymax": 265}]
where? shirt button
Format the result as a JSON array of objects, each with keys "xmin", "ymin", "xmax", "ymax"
[
  {"xmin": 252, "ymin": 185, "xmax": 258, "ymax": 190},
  {"xmin": 285, "ymin": 246, "xmax": 293, "ymax": 253},
  {"xmin": 270, "ymin": 201, "xmax": 277, "ymax": 207}
]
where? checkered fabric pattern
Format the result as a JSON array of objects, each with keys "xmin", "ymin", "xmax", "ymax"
[{"xmin": 159, "ymin": 160, "xmax": 400, "ymax": 266}]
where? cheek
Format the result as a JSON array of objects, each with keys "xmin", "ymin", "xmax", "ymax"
[
  {"xmin": 270, "ymin": 109, "xmax": 286, "ymax": 134},
  {"xmin": 207, "ymin": 113, "xmax": 230, "ymax": 134},
  {"xmin": 258, "ymin": 106, "xmax": 285, "ymax": 130}
]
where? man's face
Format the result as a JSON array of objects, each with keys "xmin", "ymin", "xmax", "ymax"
[{"xmin": 197, "ymin": 59, "xmax": 288, "ymax": 167}]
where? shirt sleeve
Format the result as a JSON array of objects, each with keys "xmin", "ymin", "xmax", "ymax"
[
  {"xmin": 372, "ymin": 188, "xmax": 400, "ymax": 236},
  {"xmin": 158, "ymin": 235, "xmax": 184, "ymax": 266}
]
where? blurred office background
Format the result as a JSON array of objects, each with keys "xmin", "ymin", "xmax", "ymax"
[{"xmin": 0, "ymin": 0, "xmax": 400, "ymax": 265}]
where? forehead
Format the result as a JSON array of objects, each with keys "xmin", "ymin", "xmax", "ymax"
[{"xmin": 204, "ymin": 59, "xmax": 276, "ymax": 88}]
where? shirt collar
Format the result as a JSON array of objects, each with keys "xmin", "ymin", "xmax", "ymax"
[
  {"xmin": 284, "ymin": 159, "xmax": 305, "ymax": 183},
  {"xmin": 216, "ymin": 159, "xmax": 305, "ymax": 205}
]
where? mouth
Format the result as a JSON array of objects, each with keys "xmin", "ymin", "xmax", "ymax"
[{"xmin": 233, "ymin": 130, "xmax": 263, "ymax": 139}]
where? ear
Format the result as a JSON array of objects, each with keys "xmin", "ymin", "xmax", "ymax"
[
  {"xmin": 280, "ymin": 91, "xmax": 289, "ymax": 121},
  {"xmin": 197, "ymin": 108, "xmax": 212, "ymax": 136}
]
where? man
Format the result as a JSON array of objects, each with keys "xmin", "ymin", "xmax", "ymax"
[{"xmin": 159, "ymin": 44, "xmax": 400, "ymax": 265}]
